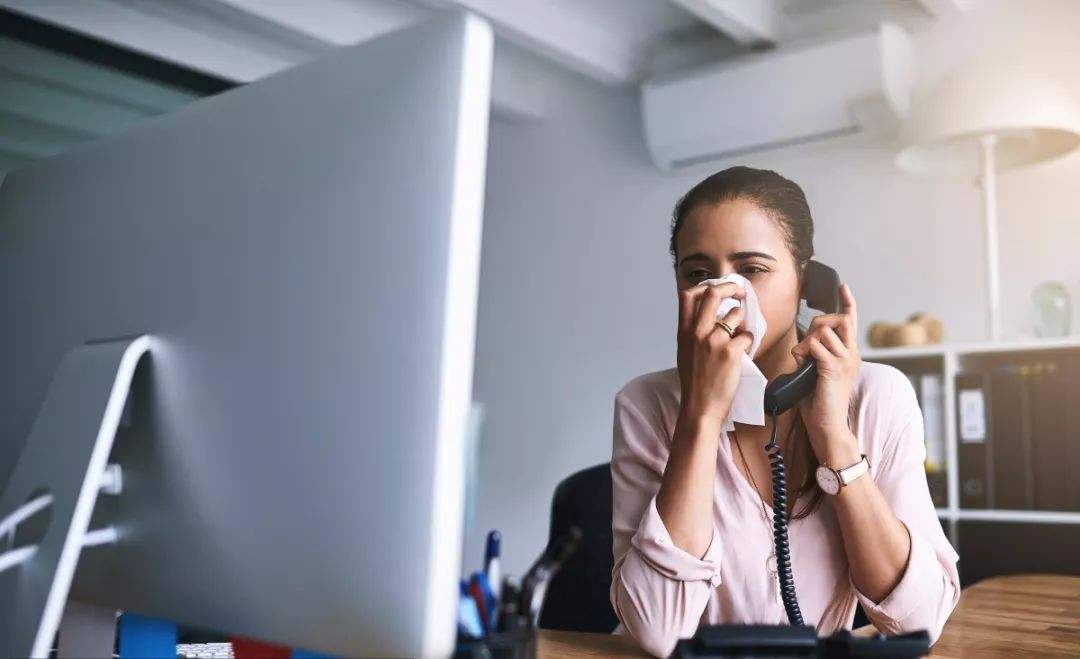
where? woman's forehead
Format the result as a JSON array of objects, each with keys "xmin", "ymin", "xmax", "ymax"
[{"xmin": 677, "ymin": 199, "xmax": 787, "ymax": 257}]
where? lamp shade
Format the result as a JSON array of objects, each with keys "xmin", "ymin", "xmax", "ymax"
[{"xmin": 896, "ymin": 64, "xmax": 1080, "ymax": 177}]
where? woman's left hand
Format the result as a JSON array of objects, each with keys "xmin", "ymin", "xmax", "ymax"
[{"xmin": 792, "ymin": 282, "xmax": 861, "ymax": 465}]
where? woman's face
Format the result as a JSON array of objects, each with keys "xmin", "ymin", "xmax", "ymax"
[{"xmin": 673, "ymin": 197, "xmax": 801, "ymax": 357}]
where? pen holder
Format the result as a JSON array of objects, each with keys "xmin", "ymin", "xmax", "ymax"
[{"xmin": 453, "ymin": 623, "xmax": 537, "ymax": 659}]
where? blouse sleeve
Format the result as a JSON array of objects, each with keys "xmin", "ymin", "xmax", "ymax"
[
  {"xmin": 609, "ymin": 386, "xmax": 722, "ymax": 658},
  {"xmin": 849, "ymin": 369, "xmax": 961, "ymax": 645}
]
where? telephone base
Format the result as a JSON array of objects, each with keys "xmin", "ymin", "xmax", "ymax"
[{"xmin": 670, "ymin": 624, "xmax": 930, "ymax": 658}]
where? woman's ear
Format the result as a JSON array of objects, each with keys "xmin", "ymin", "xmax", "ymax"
[{"xmin": 796, "ymin": 261, "xmax": 808, "ymax": 298}]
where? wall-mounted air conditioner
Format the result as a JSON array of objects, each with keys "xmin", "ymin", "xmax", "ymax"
[{"xmin": 641, "ymin": 23, "xmax": 914, "ymax": 169}]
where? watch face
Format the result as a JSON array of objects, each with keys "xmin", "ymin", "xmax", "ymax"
[{"xmin": 816, "ymin": 465, "xmax": 840, "ymax": 495}]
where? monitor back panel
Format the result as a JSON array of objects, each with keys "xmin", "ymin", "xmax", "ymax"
[{"xmin": 0, "ymin": 14, "xmax": 492, "ymax": 657}]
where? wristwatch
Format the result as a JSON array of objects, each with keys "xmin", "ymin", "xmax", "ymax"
[{"xmin": 815, "ymin": 454, "xmax": 870, "ymax": 495}]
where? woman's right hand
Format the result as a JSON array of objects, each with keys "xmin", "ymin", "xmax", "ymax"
[{"xmin": 676, "ymin": 281, "xmax": 755, "ymax": 425}]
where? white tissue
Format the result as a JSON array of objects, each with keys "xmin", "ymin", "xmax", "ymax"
[{"xmin": 699, "ymin": 273, "xmax": 768, "ymax": 432}]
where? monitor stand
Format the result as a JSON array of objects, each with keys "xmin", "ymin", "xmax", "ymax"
[
  {"xmin": 0, "ymin": 336, "xmax": 151, "ymax": 658},
  {"xmin": 57, "ymin": 600, "xmax": 118, "ymax": 658}
]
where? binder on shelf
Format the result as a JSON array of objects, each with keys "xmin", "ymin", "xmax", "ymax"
[
  {"xmin": 954, "ymin": 371, "xmax": 992, "ymax": 509},
  {"xmin": 1027, "ymin": 362, "xmax": 1080, "ymax": 511},
  {"xmin": 988, "ymin": 366, "xmax": 1033, "ymax": 510},
  {"xmin": 919, "ymin": 373, "xmax": 947, "ymax": 508},
  {"xmin": 919, "ymin": 374, "xmax": 945, "ymax": 470}
]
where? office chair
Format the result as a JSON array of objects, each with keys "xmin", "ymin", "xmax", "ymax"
[
  {"xmin": 537, "ymin": 462, "xmax": 871, "ymax": 633},
  {"xmin": 538, "ymin": 462, "xmax": 619, "ymax": 633}
]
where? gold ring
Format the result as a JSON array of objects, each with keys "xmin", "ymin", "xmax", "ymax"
[{"xmin": 715, "ymin": 320, "xmax": 736, "ymax": 338}]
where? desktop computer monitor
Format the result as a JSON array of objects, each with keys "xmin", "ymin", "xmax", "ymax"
[{"xmin": 0, "ymin": 12, "xmax": 492, "ymax": 658}]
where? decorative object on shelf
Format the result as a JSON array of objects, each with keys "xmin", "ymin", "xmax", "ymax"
[
  {"xmin": 1031, "ymin": 281, "xmax": 1072, "ymax": 338},
  {"xmin": 907, "ymin": 312, "xmax": 944, "ymax": 343},
  {"xmin": 866, "ymin": 312, "xmax": 945, "ymax": 348},
  {"xmin": 895, "ymin": 63, "xmax": 1080, "ymax": 342}
]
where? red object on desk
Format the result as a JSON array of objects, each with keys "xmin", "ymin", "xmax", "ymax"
[
  {"xmin": 231, "ymin": 636, "xmax": 291, "ymax": 658},
  {"xmin": 468, "ymin": 577, "xmax": 490, "ymax": 630}
]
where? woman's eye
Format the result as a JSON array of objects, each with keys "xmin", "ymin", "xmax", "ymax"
[{"xmin": 687, "ymin": 267, "xmax": 765, "ymax": 280}]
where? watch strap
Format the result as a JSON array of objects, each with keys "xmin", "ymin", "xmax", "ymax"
[{"xmin": 836, "ymin": 454, "xmax": 870, "ymax": 486}]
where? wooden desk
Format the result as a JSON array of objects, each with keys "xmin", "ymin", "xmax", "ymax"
[
  {"xmin": 930, "ymin": 574, "xmax": 1080, "ymax": 658},
  {"xmin": 537, "ymin": 574, "xmax": 1080, "ymax": 658}
]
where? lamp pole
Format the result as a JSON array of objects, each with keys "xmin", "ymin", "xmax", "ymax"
[{"xmin": 979, "ymin": 133, "xmax": 1002, "ymax": 342}]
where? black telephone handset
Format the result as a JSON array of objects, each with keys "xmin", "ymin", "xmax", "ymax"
[
  {"xmin": 760, "ymin": 260, "xmax": 842, "ymax": 628},
  {"xmin": 763, "ymin": 260, "xmax": 843, "ymax": 416}
]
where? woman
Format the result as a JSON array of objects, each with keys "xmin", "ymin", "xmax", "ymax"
[{"xmin": 609, "ymin": 166, "xmax": 960, "ymax": 657}]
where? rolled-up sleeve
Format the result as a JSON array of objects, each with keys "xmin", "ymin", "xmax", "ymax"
[
  {"xmin": 609, "ymin": 388, "xmax": 720, "ymax": 657},
  {"xmin": 850, "ymin": 373, "xmax": 961, "ymax": 645}
]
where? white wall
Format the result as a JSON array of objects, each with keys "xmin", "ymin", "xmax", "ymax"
[{"xmin": 466, "ymin": 0, "xmax": 1080, "ymax": 576}]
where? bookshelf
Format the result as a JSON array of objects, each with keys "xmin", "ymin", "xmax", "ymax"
[
  {"xmin": 862, "ymin": 335, "xmax": 1080, "ymax": 360},
  {"xmin": 934, "ymin": 508, "xmax": 1080, "ymax": 524},
  {"xmin": 862, "ymin": 337, "xmax": 1080, "ymax": 539}
]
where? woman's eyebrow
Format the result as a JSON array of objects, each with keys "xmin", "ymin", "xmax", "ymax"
[
  {"xmin": 678, "ymin": 250, "xmax": 776, "ymax": 267},
  {"xmin": 729, "ymin": 250, "xmax": 777, "ymax": 262},
  {"xmin": 677, "ymin": 252, "xmax": 712, "ymax": 266}
]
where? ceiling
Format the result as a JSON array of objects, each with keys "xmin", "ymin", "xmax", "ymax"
[{"xmin": 0, "ymin": 0, "xmax": 971, "ymax": 178}]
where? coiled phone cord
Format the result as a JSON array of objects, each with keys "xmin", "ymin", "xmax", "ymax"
[{"xmin": 766, "ymin": 410, "xmax": 804, "ymax": 626}]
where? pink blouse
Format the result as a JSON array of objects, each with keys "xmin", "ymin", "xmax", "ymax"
[{"xmin": 609, "ymin": 361, "xmax": 960, "ymax": 657}]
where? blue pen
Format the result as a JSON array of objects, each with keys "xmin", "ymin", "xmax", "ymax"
[{"xmin": 484, "ymin": 530, "xmax": 502, "ymax": 604}]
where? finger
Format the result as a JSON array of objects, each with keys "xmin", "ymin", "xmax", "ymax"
[
  {"xmin": 807, "ymin": 336, "xmax": 833, "ymax": 364},
  {"xmin": 679, "ymin": 281, "xmax": 724, "ymax": 332},
  {"xmin": 835, "ymin": 313, "xmax": 855, "ymax": 349},
  {"xmin": 808, "ymin": 313, "xmax": 843, "ymax": 331},
  {"xmin": 708, "ymin": 305, "xmax": 746, "ymax": 347},
  {"xmin": 809, "ymin": 312, "xmax": 855, "ymax": 348},
  {"xmin": 694, "ymin": 283, "xmax": 744, "ymax": 336},
  {"xmin": 791, "ymin": 338, "xmax": 809, "ymax": 366},
  {"xmin": 838, "ymin": 283, "xmax": 857, "ymax": 348},
  {"xmin": 727, "ymin": 329, "xmax": 754, "ymax": 355},
  {"xmin": 818, "ymin": 326, "xmax": 847, "ymax": 358},
  {"xmin": 841, "ymin": 282, "xmax": 857, "ymax": 323},
  {"xmin": 712, "ymin": 301, "xmax": 746, "ymax": 336},
  {"xmin": 693, "ymin": 285, "xmax": 725, "ymax": 337},
  {"xmin": 678, "ymin": 284, "xmax": 709, "ymax": 333},
  {"xmin": 792, "ymin": 345, "xmax": 808, "ymax": 367},
  {"xmin": 703, "ymin": 281, "xmax": 746, "ymax": 301}
]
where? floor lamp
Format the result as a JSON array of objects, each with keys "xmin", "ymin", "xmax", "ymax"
[{"xmin": 895, "ymin": 65, "xmax": 1080, "ymax": 342}]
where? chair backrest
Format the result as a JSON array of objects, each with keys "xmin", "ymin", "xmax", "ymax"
[{"xmin": 537, "ymin": 462, "xmax": 619, "ymax": 633}]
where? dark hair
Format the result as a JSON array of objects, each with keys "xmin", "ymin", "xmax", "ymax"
[
  {"xmin": 670, "ymin": 165, "xmax": 822, "ymax": 520},
  {"xmin": 670, "ymin": 165, "xmax": 814, "ymax": 275}
]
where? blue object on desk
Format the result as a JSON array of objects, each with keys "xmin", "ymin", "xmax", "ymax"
[
  {"xmin": 485, "ymin": 529, "xmax": 502, "ymax": 604},
  {"xmin": 291, "ymin": 648, "xmax": 336, "ymax": 658},
  {"xmin": 459, "ymin": 579, "xmax": 484, "ymax": 638},
  {"xmin": 118, "ymin": 613, "xmax": 177, "ymax": 659},
  {"xmin": 470, "ymin": 570, "xmax": 498, "ymax": 633}
]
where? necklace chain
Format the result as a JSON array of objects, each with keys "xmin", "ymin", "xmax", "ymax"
[
  {"xmin": 732, "ymin": 414, "xmax": 800, "ymax": 521},
  {"xmin": 732, "ymin": 415, "xmax": 800, "ymax": 605}
]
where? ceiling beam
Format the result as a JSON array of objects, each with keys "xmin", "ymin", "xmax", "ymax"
[
  {"xmin": 0, "ymin": 70, "xmax": 152, "ymax": 137},
  {"xmin": 1, "ymin": 0, "xmax": 546, "ymax": 119},
  {"xmin": 187, "ymin": 0, "xmax": 547, "ymax": 118},
  {"xmin": 1, "ymin": 0, "xmax": 296, "ymax": 82},
  {"xmin": 669, "ymin": 0, "xmax": 779, "ymax": 47},
  {"xmin": 914, "ymin": 0, "xmax": 975, "ymax": 17},
  {"xmin": 192, "ymin": 0, "xmax": 427, "ymax": 48},
  {"xmin": 0, "ymin": 37, "xmax": 197, "ymax": 113},
  {"xmin": 418, "ymin": 0, "xmax": 640, "ymax": 85}
]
